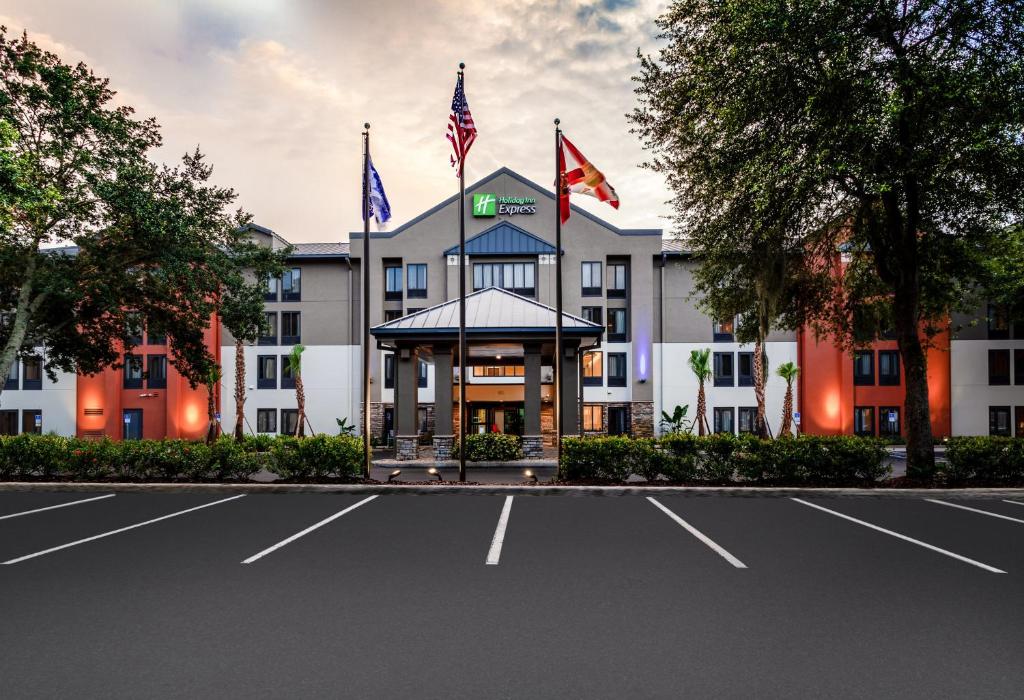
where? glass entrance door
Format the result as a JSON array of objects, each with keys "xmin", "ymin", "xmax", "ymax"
[
  {"xmin": 468, "ymin": 404, "xmax": 525, "ymax": 435},
  {"xmin": 123, "ymin": 409, "xmax": 143, "ymax": 441}
]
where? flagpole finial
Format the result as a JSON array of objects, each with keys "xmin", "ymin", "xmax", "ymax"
[
  {"xmin": 554, "ymin": 117, "xmax": 560, "ymax": 126},
  {"xmin": 459, "ymin": 62, "xmax": 465, "ymax": 70},
  {"xmin": 364, "ymin": 122, "xmax": 370, "ymax": 130}
]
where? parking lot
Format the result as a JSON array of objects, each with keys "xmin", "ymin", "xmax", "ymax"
[{"xmin": 0, "ymin": 490, "xmax": 1022, "ymax": 699}]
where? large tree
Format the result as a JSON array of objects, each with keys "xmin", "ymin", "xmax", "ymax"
[
  {"xmin": 0, "ymin": 28, "xmax": 273, "ymax": 399},
  {"xmin": 631, "ymin": 1, "xmax": 1024, "ymax": 476}
]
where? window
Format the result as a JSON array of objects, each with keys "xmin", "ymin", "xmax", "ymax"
[
  {"xmin": 418, "ymin": 359, "xmax": 428, "ymax": 388},
  {"xmin": 384, "ymin": 354, "xmax": 395, "ymax": 389},
  {"xmin": 713, "ymin": 352, "xmax": 734, "ymax": 387},
  {"xmin": 123, "ymin": 409, "xmax": 143, "ymax": 440},
  {"xmin": 1015, "ymin": 349, "xmax": 1024, "ymax": 386},
  {"xmin": 280, "ymin": 409, "xmax": 299, "ymax": 436},
  {"xmin": 1016, "ymin": 407, "xmax": 1024, "ymax": 438},
  {"xmin": 22, "ymin": 409, "xmax": 42, "ymax": 435},
  {"xmin": 385, "ymin": 265, "xmax": 403, "ymax": 300},
  {"xmin": 713, "ymin": 407, "xmax": 735, "ymax": 434},
  {"xmin": 125, "ymin": 313, "xmax": 143, "ymax": 346},
  {"xmin": 384, "ymin": 309, "xmax": 403, "ymax": 322},
  {"xmin": 407, "ymin": 308, "xmax": 424, "ymax": 315},
  {"xmin": 737, "ymin": 352, "xmax": 753, "ymax": 387},
  {"xmin": 582, "ymin": 404, "xmax": 603, "ymax": 432},
  {"xmin": 264, "ymin": 275, "xmax": 279, "ymax": 302},
  {"xmin": 257, "ymin": 409, "xmax": 277, "ymax": 434},
  {"xmin": 608, "ymin": 406, "xmax": 629, "ymax": 436},
  {"xmin": 281, "ymin": 311, "xmax": 301, "ymax": 345},
  {"xmin": 22, "ymin": 356, "xmax": 41, "ymax": 390},
  {"xmin": 259, "ymin": 312, "xmax": 277, "ymax": 345},
  {"xmin": 989, "ymin": 349, "xmax": 1010, "ymax": 385},
  {"xmin": 473, "ymin": 366, "xmax": 525, "ymax": 377},
  {"xmin": 4, "ymin": 361, "xmax": 16, "ymax": 390},
  {"xmin": 407, "ymin": 264, "xmax": 427, "ymax": 298},
  {"xmin": 879, "ymin": 406, "xmax": 901, "ymax": 437},
  {"xmin": 713, "ymin": 318, "xmax": 735, "ymax": 342},
  {"xmin": 583, "ymin": 351, "xmax": 603, "ymax": 387},
  {"xmin": 854, "ymin": 406, "xmax": 875, "ymax": 436},
  {"xmin": 608, "ymin": 353, "xmax": 627, "ymax": 387},
  {"xmin": 123, "ymin": 354, "xmax": 144, "ymax": 389},
  {"xmin": 607, "ymin": 308, "xmax": 627, "ymax": 341},
  {"xmin": 580, "ymin": 261, "xmax": 601, "ymax": 296},
  {"xmin": 989, "ymin": 406, "xmax": 1011, "ymax": 436},
  {"xmin": 257, "ymin": 355, "xmax": 277, "ymax": 389},
  {"xmin": 878, "ymin": 350, "xmax": 900, "ymax": 386},
  {"xmin": 607, "ymin": 263, "xmax": 627, "ymax": 297},
  {"xmin": 853, "ymin": 351, "xmax": 874, "ymax": 385},
  {"xmin": 473, "ymin": 263, "xmax": 536, "ymax": 296},
  {"xmin": 582, "ymin": 306, "xmax": 603, "ymax": 326},
  {"xmin": 282, "ymin": 268, "xmax": 301, "ymax": 301},
  {"xmin": 738, "ymin": 407, "xmax": 758, "ymax": 434},
  {"xmin": 280, "ymin": 355, "xmax": 295, "ymax": 389},
  {"xmin": 147, "ymin": 354, "xmax": 167, "ymax": 389},
  {"xmin": 988, "ymin": 303, "xmax": 1009, "ymax": 339},
  {"xmin": 0, "ymin": 410, "xmax": 17, "ymax": 435}
]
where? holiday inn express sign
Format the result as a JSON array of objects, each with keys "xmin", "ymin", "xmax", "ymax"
[{"xmin": 472, "ymin": 193, "xmax": 537, "ymax": 216}]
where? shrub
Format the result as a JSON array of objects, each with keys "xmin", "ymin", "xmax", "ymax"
[
  {"xmin": 943, "ymin": 437, "xmax": 1024, "ymax": 484},
  {"xmin": 210, "ymin": 437, "xmax": 262, "ymax": 481},
  {"xmin": 0, "ymin": 435, "xmax": 72, "ymax": 479},
  {"xmin": 658, "ymin": 433, "xmax": 699, "ymax": 482},
  {"xmin": 698, "ymin": 433, "xmax": 740, "ymax": 482},
  {"xmin": 268, "ymin": 434, "xmax": 363, "ymax": 480},
  {"xmin": 558, "ymin": 436, "xmax": 651, "ymax": 482},
  {"xmin": 451, "ymin": 433, "xmax": 523, "ymax": 462}
]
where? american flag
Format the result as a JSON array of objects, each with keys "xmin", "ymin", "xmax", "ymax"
[{"xmin": 446, "ymin": 73, "xmax": 477, "ymax": 176}]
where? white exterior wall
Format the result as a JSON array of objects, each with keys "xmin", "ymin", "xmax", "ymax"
[
  {"xmin": 654, "ymin": 342, "xmax": 799, "ymax": 436},
  {"xmin": 951, "ymin": 339, "xmax": 1024, "ymax": 436},
  {"xmin": 582, "ymin": 342, "xmax": 633, "ymax": 404},
  {"xmin": 221, "ymin": 344, "xmax": 361, "ymax": 435},
  {"xmin": 0, "ymin": 352, "xmax": 77, "ymax": 436}
]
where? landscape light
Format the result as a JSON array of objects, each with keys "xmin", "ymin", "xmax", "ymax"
[
  {"xmin": 427, "ymin": 467, "xmax": 443, "ymax": 482},
  {"xmin": 524, "ymin": 469, "xmax": 538, "ymax": 483},
  {"xmin": 388, "ymin": 469, "xmax": 401, "ymax": 483}
]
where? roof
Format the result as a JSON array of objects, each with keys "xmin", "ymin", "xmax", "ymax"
[
  {"xmin": 442, "ymin": 221, "xmax": 556, "ymax": 257},
  {"xmin": 661, "ymin": 238, "xmax": 690, "ymax": 255},
  {"xmin": 291, "ymin": 242, "xmax": 350, "ymax": 258},
  {"xmin": 370, "ymin": 287, "xmax": 603, "ymax": 338}
]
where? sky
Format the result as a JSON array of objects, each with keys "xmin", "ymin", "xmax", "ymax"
[{"xmin": 2, "ymin": 0, "xmax": 672, "ymax": 242}]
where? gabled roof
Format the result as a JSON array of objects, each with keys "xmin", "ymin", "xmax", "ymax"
[
  {"xmin": 291, "ymin": 242, "xmax": 350, "ymax": 258},
  {"xmin": 661, "ymin": 239, "xmax": 691, "ymax": 255},
  {"xmin": 442, "ymin": 221, "xmax": 556, "ymax": 257},
  {"xmin": 370, "ymin": 287, "xmax": 602, "ymax": 338}
]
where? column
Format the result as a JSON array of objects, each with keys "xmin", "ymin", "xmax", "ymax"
[
  {"xmin": 432, "ymin": 344, "xmax": 454, "ymax": 459},
  {"xmin": 560, "ymin": 340, "xmax": 580, "ymax": 435},
  {"xmin": 522, "ymin": 343, "xmax": 543, "ymax": 457},
  {"xmin": 394, "ymin": 344, "xmax": 420, "ymax": 460}
]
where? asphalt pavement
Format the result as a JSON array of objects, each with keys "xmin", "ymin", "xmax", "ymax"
[{"xmin": 0, "ymin": 490, "xmax": 1021, "ymax": 699}]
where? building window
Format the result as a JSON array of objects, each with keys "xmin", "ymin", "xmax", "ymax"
[
  {"xmin": 581, "ymin": 261, "xmax": 602, "ymax": 296},
  {"xmin": 879, "ymin": 406, "xmax": 901, "ymax": 437},
  {"xmin": 738, "ymin": 407, "xmax": 757, "ymax": 434},
  {"xmin": 1016, "ymin": 407, "xmax": 1024, "ymax": 438},
  {"xmin": 713, "ymin": 407, "xmax": 735, "ymax": 434},
  {"xmin": 607, "ymin": 308, "xmax": 627, "ymax": 342},
  {"xmin": 473, "ymin": 366, "xmax": 525, "ymax": 377},
  {"xmin": 713, "ymin": 352, "xmax": 734, "ymax": 387},
  {"xmin": 473, "ymin": 262, "xmax": 536, "ymax": 296},
  {"xmin": 608, "ymin": 353, "xmax": 627, "ymax": 387},
  {"xmin": 607, "ymin": 263, "xmax": 627, "ymax": 298},
  {"xmin": 418, "ymin": 359, "xmax": 429, "ymax": 388},
  {"xmin": 281, "ymin": 311, "xmax": 301, "ymax": 345},
  {"xmin": 407, "ymin": 308, "xmax": 424, "ymax": 315},
  {"xmin": 853, "ymin": 351, "xmax": 874, "ymax": 385},
  {"xmin": 582, "ymin": 404, "xmax": 603, "ymax": 432},
  {"xmin": 147, "ymin": 322, "xmax": 166, "ymax": 345},
  {"xmin": 280, "ymin": 409, "xmax": 299, "ymax": 436},
  {"xmin": 582, "ymin": 306, "xmax": 603, "ymax": 326},
  {"xmin": 281, "ymin": 355, "xmax": 295, "ymax": 389},
  {"xmin": 259, "ymin": 312, "xmax": 277, "ymax": 345},
  {"xmin": 257, "ymin": 355, "xmax": 277, "ymax": 389},
  {"xmin": 4, "ymin": 361, "xmax": 17, "ymax": 390},
  {"xmin": 257, "ymin": 409, "xmax": 277, "ymax": 434},
  {"xmin": 0, "ymin": 410, "xmax": 17, "ymax": 435},
  {"xmin": 147, "ymin": 354, "xmax": 167, "ymax": 389},
  {"xmin": 608, "ymin": 406, "xmax": 629, "ymax": 436},
  {"xmin": 407, "ymin": 264, "xmax": 427, "ymax": 298},
  {"xmin": 264, "ymin": 275, "xmax": 279, "ymax": 302},
  {"xmin": 385, "ymin": 265, "xmax": 403, "ymax": 300},
  {"xmin": 384, "ymin": 354, "xmax": 395, "ymax": 389},
  {"xmin": 583, "ymin": 351, "xmax": 603, "ymax": 387},
  {"xmin": 282, "ymin": 268, "xmax": 301, "ymax": 301},
  {"xmin": 737, "ymin": 352, "xmax": 753, "ymax": 387},
  {"xmin": 878, "ymin": 350, "xmax": 900, "ymax": 386},
  {"xmin": 22, "ymin": 409, "xmax": 42, "ymax": 435},
  {"xmin": 122, "ymin": 409, "xmax": 143, "ymax": 440},
  {"xmin": 1015, "ymin": 349, "xmax": 1024, "ymax": 386},
  {"xmin": 987, "ymin": 303, "xmax": 1009, "ymax": 339},
  {"xmin": 22, "ymin": 356, "xmax": 42, "ymax": 390},
  {"xmin": 123, "ymin": 354, "xmax": 144, "ymax": 389},
  {"xmin": 989, "ymin": 406, "xmax": 1011, "ymax": 436},
  {"xmin": 854, "ymin": 406, "xmax": 875, "ymax": 436},
  {"xmin": 125, "ymin": 313, "xmax": 143, "ymax": 346},
  {"xmin": 713, "ymin": 318, "xmax": 735, "ymax": 342},
  {"xmin": 989, "ymin": 349, "xmax": 1010, "ymax": 385},
  {"xmin": 383, "ymin": 309, "xmax": 403, "ymax": 323}
]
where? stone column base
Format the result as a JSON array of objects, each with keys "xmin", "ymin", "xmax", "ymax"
[
  {"xmin": 395, "ymin": 435, "xmax": 419, "ymax": 461},
  {"xmin": 433, "ymin": 435, "xmax": 454, "ymax": 460},
  {"xmin": 522, "ymin": 435, "xmax": 544, "ymax": 458}
]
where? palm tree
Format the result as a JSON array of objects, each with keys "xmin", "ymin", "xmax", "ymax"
[
  {"xmin": 688, "ymin": 349, "xmax": 712, "ymax": 435},
  {"xmin": 289, "ymin": 344, "xmax": 306, "ymax": 437},
  {"xmin": 204, "ymin": 365, "xmax": 222, "ymax": 445},
  {"xmin": 776, "ymin": 361, "xmax": 800, "ymax": 437}
]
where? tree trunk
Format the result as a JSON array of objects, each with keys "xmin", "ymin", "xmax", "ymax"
[
  {"xmin": 294, "ymin": 374, "xmax": 306, "ymax": 438},
  {"xmin": 233, "ymin": 339, "xmax": 245, "ymax": 441},
  {"xmin": 0, "ymin": 258, "xmax": 38, "ymax": 402},
  {"xmin": 696, "ymin": 381, "xmax": 707, "ymax": 436},
  {"xmin": 779, "ymin": 382, "xmax": 793, "ymax": 437},
  {"xmin": 753, "ymin": 337, "xmax": 767, "ymax": 438},
  {"xmin": 206, "ymin": 383, "xmax": 219, "ymax": 444},
  {"xmin": 894, "ymin": 291, "xmax": 935, "ymax": 478}
]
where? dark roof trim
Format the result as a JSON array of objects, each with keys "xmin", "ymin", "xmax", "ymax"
[{"xmin": 371, "ymin": 327, "xmax": 602, "ymax": 338}]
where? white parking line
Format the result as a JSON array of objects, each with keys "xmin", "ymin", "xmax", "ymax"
[
  {"xmin": 647, "ymin": 497, "xmax": 747, "ymax": 569},
  {"xmin": 1003, "ymin": 500, "xmax": 1024, "ymax": 508},
  {"xmin": 925, "ymin": 499, "xmax": 1024, "ymax": 524},
  {"xmin": 486, "ymin": 496, "xmax": 514, "ymax": 566},
  {"xmin": 2, "ymin": 495, "xmax": 247, "ymax": 565},
  {"xmin": 791, "ymin": 498, "xmax": 1006, "ymax": 574},
  {"xmin": 0, "ymin": 494, "xmax": 115, "ymax": 521},
  {"xmin": 242, "ymin": 495, "xmax": 378, "ymax": 565}
]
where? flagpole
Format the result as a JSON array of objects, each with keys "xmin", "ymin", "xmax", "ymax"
[
  {"xmin": 361, "ymin": 122, "xmax": 372, "ymax": 479},
  {"xmin": 554, "ymin": 118, "xmax": 564, "ymax": 468},
  {"xmin": 457, "ymin": 62, "xmax": 468, "ymax": 483}
]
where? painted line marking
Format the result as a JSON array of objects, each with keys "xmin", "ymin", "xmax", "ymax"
[
  {"xmin": 791, "ymin": 498, "xmax": 1005, "ymax": 574},
  {"xmin": 2, "ymin": 495, "xmax": 246, "ymax": 565},
  {"xmin": 647, "ymin": 497, "xmax": 747, "ymax": 569},
  {"xmin": 242, "ymin": 495, "xmax": 378, "ymax": 564},
  {"xmin": 925, "ymin": 499, "xmax": 1024, "ymax": 525},
  {"xmin": 1003, "ymin": 500, "xmax": 1024, "ymax": 508},
  {"xmin": 0, "ymin": 494, "xmax": 115, "ymax": 521},
  {"xmin": 486, "ymin": 496, "xmax": 514, "ymax": 566}
]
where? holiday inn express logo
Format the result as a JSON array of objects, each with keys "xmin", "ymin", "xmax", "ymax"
[
  {"xmin": 472, "ymin": 193, "xmax": 537, "ymax": 217},
  {"xmin": 473, "ymin": 193, "xmax": 496, "ymax": 216}
]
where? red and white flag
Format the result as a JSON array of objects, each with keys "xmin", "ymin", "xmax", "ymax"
[
  {"xmin": 446, "ymin": 73, "xmax": 477, "ymax": 176},
  {"xmin": 558, "ymin": 135, "xmax": 619, "ymax": 223}
]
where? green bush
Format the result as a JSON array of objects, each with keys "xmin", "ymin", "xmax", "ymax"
[
  {"xmin": 698, "ymin": 433, "xmax": 740, "ymax": 482},
  {"xmin": 451, "ymin": 433, "xmax": 523, "ymax": 462},
  {"xmin": 558, "ymin": 436, "xmax": 653, "ymax": 482},
  {"xmin": 659, "ymin": 433, "xmax": 699, "ymax": 482},
  {"xmin": 0, "ymin": 435, "xmax": 72, "ymax": 479},
  {"xmin": 943, "ymin": 437, "xmax": 1024, "ymax": 484},
  {"xmin": 268, "ymin": 434, "xmax": 363, "ymax": 480}
]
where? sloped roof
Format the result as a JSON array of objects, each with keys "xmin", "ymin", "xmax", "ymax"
[
  {"xmin": 661, "ymin": 238, "xmax": 690, "ymax": 255},
  {"xmin": 442, "ymin": 221, "xmax": 556, "ymax": 256},
  {"xmin": 291, "ymin": 242, "xmax": 350, "ymax": 258}
]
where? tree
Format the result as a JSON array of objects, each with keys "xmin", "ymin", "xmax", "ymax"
[
  {"xmin": 660, "ymin": 404, "xmax": 693, "ymax": 434},
  {"xmin": 204, "ymin": 365, "xmax": 222, "ymax": 445},
  {"xmin": 688, "ymin": 349, "xmax": 712, "ymax": 435},
  {"xmin": 631, "ymin": 2, "xmax": 1024, "ymax": 477},
  {"xmin": 0, "ymin": 28, "xmax": 272, "ymax": 402},
  {"xmin": 289, "ymin": 344, "xmax": 306, "ymax": 437},
  {"xmin": 776, "ymin": 362, "xmax": 800, "ymax": 437}
]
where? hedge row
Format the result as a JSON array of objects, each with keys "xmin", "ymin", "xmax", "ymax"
[
  {"xmin": 451, "ymin": 433, "xmax": 524, "ymax": 462},
  {"xmin": 944, "ymin": 437, "xmax": 1024, "ymax": 484},
  {"xmin": 560, "ymin": 434, "xmax": 892, "ymax": 484},
  {"xmin": 0, "ymin": 434, "xmax": 365, "ymax": 482}
]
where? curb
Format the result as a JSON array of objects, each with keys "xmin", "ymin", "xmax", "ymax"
[{"xmin": 1, "ymin": 482, "xmax": 1023, "ymax": 498}]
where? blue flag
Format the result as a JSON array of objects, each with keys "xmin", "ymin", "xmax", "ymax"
[{"xmin": 363, "ymin": 157, "xmax": 392, "ymax": 226}]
